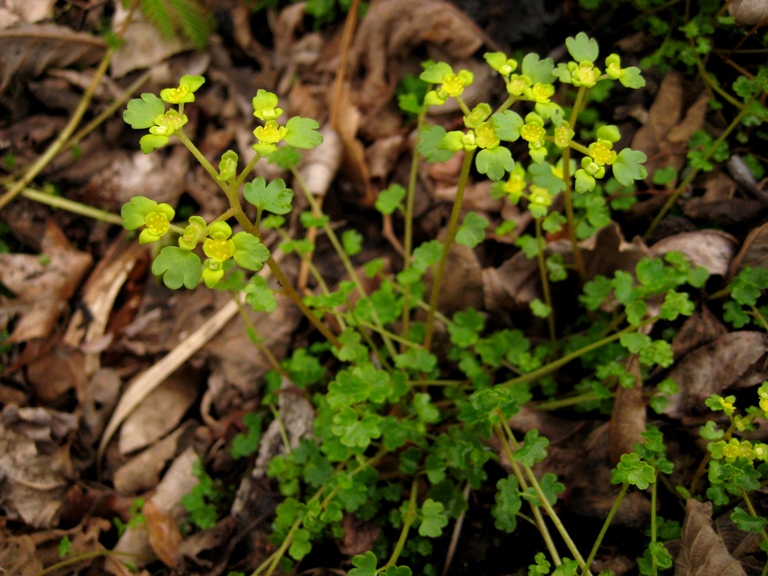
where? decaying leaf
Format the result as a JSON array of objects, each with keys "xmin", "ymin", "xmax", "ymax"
[
  {"xmin": 0, "ymin": 23, "xmax": 106, "ymax": 92},
  {"xmin": 144, "ymin": 500, "xmax": 184, "ymax": 568},
  {"xmin": 0, "ymin": 406, "xmax": 76, "ymax": 528},
  {"xmin": 729, "ymin": 220, "xmax": 768, "ymax": 278},
  {"xmin": 0, "ymin": 221, "xmax": 92, "ymax": 343},
  {"xmin": 728, "ymin": 0, "xmax": 768, "ymax": 25},
  {"xmin": 650, "ymin": 229, "xmax": 738, "ymax": 278},
  {"xmin": 608, "ymin": 356, "xmax": 645, "ymax": 466},
  {"xmin": 675, "ymin": 499, "xmax": 746, "ymax": 576},
  {"xmin": 664, "ymin": 331, "xmax": 768, "ymax": 420}
]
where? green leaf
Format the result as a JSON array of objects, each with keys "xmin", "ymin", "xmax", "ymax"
[
  {"xmin": 289, "ymin": 528, "xmax": 311, "ymax": 560},
  {"xmin": 58, "ymin": 536, "xmax": 72, "ymax": 558},
  {"xmin": 420, "ymin": 62, "xmax": 453, "ymax": 83},
  {"xmin": 660, "ymin": 290, "xmax": 694, "ymax": 320},
  {"xmin": 521, "ymin": 53, "xmax": 555, "ymax": 85},
  {"xmin": 419, "ymin": 499, "xmax": 448, "ymax": 537},
  {"xmin": 395, "ymin": 347, "xmax": 437, "ymax": 372},
  {"xmin": 348, "ymin": 551, "xmax": 378, "ymax": 576},
  {"xmin": 619, "ymin": 66, "xmax": 645, "ymax": 89},
  {"xmin": 244, "ymin": 275, "xmax": 277, "ymax": 313},
  {"xmin": 530, "ymin": 299, "xmax": 551, "ymax": 318},
  {"xmin": 376, "ymin": 184, "xmax": 406, "ymax": 215},
  {"xmin": 331, "ymin": 408, "xmax": 381, "ymax": 448},
  {"xmin": 580, "ymin": 275, "xmax": 612, "ymax": 310},
  {"xmin": 731, "ymin": 507, "xmax": 768, "ymax": 532},
  {"xmin": 230, "ymin": 413, "xmax": 263, "ymax": 460},
  {"xmin": 620, "ymin": 332, "xmax": 651, "ymax": 354},
  {"xmin": 492, "ymin": 476, "xmax": 521, "ymax": 532},
  {"xmin": 448, "ymin": 308, "xmax": 485, "ymax": 347},
  {"xmin": 613, "ymin": 148, "xmax": 648, "ymax": 186},
  {"xmin": 476, "ymin": 147, "xmax": 514, "ymax": 181},
  {"xmin": 121, "ymin": 196, "xmax": 158, "ymax": 230},
  {"xmin": 417, "ymin": 125, "xmax": 454, "ymax": 163},
  {"xmin": 610, "ymin": 452, "xmax": 656, "ymax": 489},
  {"xmin": 626, "ymin": 299, "xmax": 647, "ymax": 326},
  {"xmin": 139, "ymin": 134, "xmax": 169, "ymax": 153},
  {"xmin": 152, "ymin": 246, "xmax": 202, "ymax": 289},
  {"xmin": 244, "ymin": 177, "xmax": 294, "ymax": 215},
  {"xmin": 538, "ymin": 473, "xmax": 565, "ymax": 505},
  {"xmin": 283, "ymin": 117, "xmax": 322, "ymax": 149},
  {"xmin": 384, "ymin": 565, "xmax": 412, "ymax": 576},
  {"xmin": 514, "ymin": 429, "xmax": 549, "ymax": 466},
  {"xmin": 342, "ymin": 229, "xmax": 363, "ymax": 256},
  {"xmin": 232, "ymin": 232, "xmax": 270, "ymax": 271},
  {"xmin": 492, "ymin": 111, "xmax": 524, "ymax": 141},
  {"xmin": 456, "ymin": 212, "xmax": 489, "ymax": 248},
  {"xmin": 566, "ymin": 32, "xmax": 599, "ymax": 63},
  {"xmin": 268, "ymin": 146, "xmax": 301, "ymax": 169},
  {"xmin": 413, "ymin": 392, "xmax": 440, "ymax": 423},
  {"xmin": 124, "ymin": 93, "xmax": 165, "ymax": 129}
]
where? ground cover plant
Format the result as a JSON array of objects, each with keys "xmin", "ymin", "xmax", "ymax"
[{"xmin": 1, "ymin": 1, "xmax": 768, "ymax": 575}]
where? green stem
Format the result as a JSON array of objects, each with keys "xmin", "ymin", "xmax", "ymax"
[
  {"xmin": 651, "ymin": 479, "xmax": 658, "ymax": 576},
  {"xmin": 402, "ymin": 105, "xmax": 428, "ymax": 349},
  {"xmin": 19, "ymin": 187, "xmax": 123, "ymax": 224},
  {"xmin": 535, "ymin": 391, "xmax": 604, "ymax": 410},
  {"xmin": 500, "ymin": 417, "xmax": 588, "ymax": 571},
  {"xmin": 535, "ymin": 217, "xmax": 557, "ymax": 352},
  {"xmin": 36, "ymin": 550, "xmax": 143, "ymax": 576},
  {"xmin": 739, "ymin": 487, "xmax": 768, "ymax": 549},
  {"xmin": 236, "ymin": 152, "xmax": 263, "ymax": 188},
  {"xmin": 646, "ymin": 91, "xmax": 760, "ymax": 238},
  {"xmin": 424, "ymin": 149, "xmax": 475, "ymax": 351},
  {"xmin": 751, "ymin": 305, "xmax": 768, "ymax": 332},
  {"xmin": 291, "ymin": 166, "xmax": 397, "ymax": 358},
  {"xmin": 0, "ymin": 0, "xmax": 141, "ymax": 211},
  {"xmin": 562, "ymin": 87, "xmax": 588, "ymax": 283},
  {"xmin": 494, "ymin": 421, "xmax": 562, "ymax": 566},
  {"xmin": 500, "ymin": 317, "xmax": 657, "ymax": 387},
  {"xmin": 383, "ymin": 478, "xmax": 419, "ymax": 568},
  {"xmin": 581, "ymin": 483, "xmax": 629, "ymax": 576},
  {"xmin": 231, "ymin": 291, "xmax": 288, "ymax": 377},
  {"xmin": 177, "ymin": 131, "xmax": 227, "ymax": 193},
  {"xmin": 494, "ymin": 95, "xmax": 517, "ymax": 115}
]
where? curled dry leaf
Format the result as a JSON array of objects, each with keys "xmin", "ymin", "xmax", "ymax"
[
  {"xmin": 650, "ymin": 229, "xmax": 738, "ymax": 277},
  {"xmin": 143, "ymin": 499, "xmax": 184, "ymax": 568},
  {"xmin": 118, "ymin": 366, "xmax": 200, "ymax": 456},
  {"xmin": 349, "ymin": 0, "xmax": 483, "ymax": 115},
  {"xmin": 0, "ymin": 23, "xmax": 106, "ymax": 92},
  {"xmin": 664, "ymin": 331, "xmax": 768, "ymax": 420},
  {"xmin": 298, "ymin": 125, "xmax": 343, "ymax": 197},
  {"xmin": 608, "ymin": 356, "xmax": 645, "ymax": 467},
  {"xmin": 728, "ymin": 0, "xmax": 768, "ymax": 25},
  {"xmin": 0, "ymin": 405, "xmax": 76, "ymax": 528},
  {"xmin": 675, "ymin": 499, "xmax": 746, "ymax": 576},
  {"xmin": 729, "ymin": 220, "xmax": 768, "ymax": 278},
  {"xmin": 0, "ymin": 221, "xmax": 92, "ymax": 343}
]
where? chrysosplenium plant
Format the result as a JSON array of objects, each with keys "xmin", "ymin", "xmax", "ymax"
[
  {"xmin": 121, "ymin": 75, "xmax": 321, "ymax": 291},
  {"xmin": 116, "ymin": 34, "xmax": 730, "ymax": 576}
]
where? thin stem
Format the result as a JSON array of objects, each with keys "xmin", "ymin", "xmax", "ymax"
[
  {"xmin": 0, "ymin": 0, "xmax": 142, "ymax": 210},
  {"xmin": 581, "ymin": 483, "xmax": 629, "ymax": 576},
  {"xmin": 535, "ymin": 217, "xmax": 557, "ymax": 351},
  {"xmin": 402, "ymin": 105, "xmax": 429, "ymax": 348},
  {"xmin": 494, "ymin": 422, "xmax": 562, "ymax": 566},
  {"xmin": 499, "ymin": 317, "xmax": 657, "ymax": 387},
  {"xmin": 646, "ymin": 91, "xmax": 760, "ymax": 238},
  {"xmin": 236, "ymin": 151, "xmax": 263, "ymax": 188},
  {"xmin": 384, "ymin": 478, "xmax": 419, "ymax": 568},
  {"xmin": 424, "ymin": 149, "xmax": 475, "ymax": 350},
  {"xmin": 442, "ymin": 483, "xmax": 471, "ymax": 576},
  {"xmin": 739, "ymin": 487, "xmax": 768, "ymax": 549},
  {"xmin": 494, "ymin": 95, "xmax": 518, "ymax": 115},
  {"xmin": 562, "ymin": 86, "xmax": 588, "ymax": 283},
  {"xmin": 177, "ymin": 131, "xmax": 226, "ymax": 191},
  {"xmin": 19, "ymin": 187, "xmax": 123, "ymax": 224},
  {"xmin": 500, "ymin": 417, "xmax": 588, "ymax": 571},
  {"xmin": 651, "ymin": 479, "xmax": 658, "ymax": 576},
  {"xmin": 230, "ymin": 291, "xmax": 288, "ymax": 377},
  {"xmin": 291, "ymin": 166, "xmax": 397, "ymax": 357}
]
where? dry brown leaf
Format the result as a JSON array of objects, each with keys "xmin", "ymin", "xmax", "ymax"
[
  {"xmin": 664, "ymin": 331, "xmax": 768, "ymax": 420},
  {"xmin": 143, "ymin": 500, "xmax": 183, "ymax": 568},
  {"xmin": 0, "ymin": 0, "xmax": 56, "ymax": 26},
  {"xmin": 671, "ymin": 306, "xmax": 729, "ymax": 360},
  {"xmin": 298, "ymin": 125, "xmax": 343, "ymax": 197},
  {"xmin": 608, "ymin": 356, "xmax": 646, "ymax": 466},
  {"xmin": 0, "ymin": 23, "xmax": 106, "ymax": 92},
  {"xmin": 349, "ymin": 0, "xmax": 484, "ymax": 115},
  {"xmin": 0, "ymin": 406, "xmax": 76, "ymax": 528},
  {"xmin": 118, "ymin": 366, "xmax": 199, "ymax": 455},
  {"xmin": 728, "ymin": 0, "xmax": 768, "ymax": 25},
  {"xmin": 729, "ymin": 221, "xmax": 768, "ymax": 278},
  {"xmin": 675, "ymin": 499, "xmax": 746, "ymax": 576},
  {"xmin": 175, "ymin": 516, "xmax": 237, "ymax": 575},
  {"xmin": 650, "ymin": 229, "xmax": 739, "ymax": 278},
  {"xmin": 25, "ymin": 345, "xmax": 86, "ymax": 404},
  {"xmin": 0, "ymin": 531, "xmax": 42, "ymax": 576},
  {"xmin": 340, "ymin": 514, "xmax": 381, "ymax": 556},
  {"xmin": 0, "ymin": 221, "xmax": 92, "ymax": 343}
]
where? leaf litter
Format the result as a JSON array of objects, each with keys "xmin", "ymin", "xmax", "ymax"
[{"xmin": 1, "ymin": 1, "xmax": 768, "ymax": 574}]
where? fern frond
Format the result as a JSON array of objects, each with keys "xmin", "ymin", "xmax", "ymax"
[
  {"xmin": 140, "ymin": 0, "xmax": 175, "ymax": 41},
  {"xmin": 167, "ymin": 0, "xmax": 214, "ymax": 50}
]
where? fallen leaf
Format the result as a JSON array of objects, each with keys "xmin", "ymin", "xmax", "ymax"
[
  {"xmin": 650, "ymin": 229, "xmax": 738, "ymax": 277},
  {"xmin": 0, "ymin": 23, "xmax": 106, "ymax": 92},
  {"xmin": 728, "ymin": 0, "xmax": 768, "ymax": 25},
  {"xmin": 663, "ymin": 331, "xmax": 768, "ymax": 420},
  {"xmin": 675, "ymin": 499, "xmax": 746, "ymax": 576},
  {"xmin": 729, "ymin": 220, "xmax": 768, "ymax": 277},
  {"xmin": 118, "ymin": 365, "xmax": 199, "ymax": 455},
  {"xmin": 0, "ymin": 221, "xmax": 92, "ymax": 343},
  {"xmin": 671, "ymin": 306, "xmax": 728, "ymax": 360},
  {"xmin": 144, "ymin": 500, "xmax": 183, "ymax": 568},
  {"xmin": 0, "ymin": 531, "xmax": 41, "ymax": 576},
  {"xmin": 340, "ymin": 513, "xmax": 381, "ymax": 556},
  {"xmin": 608, "ymin": 356, "xmax": 646, "ymax": 466}
]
